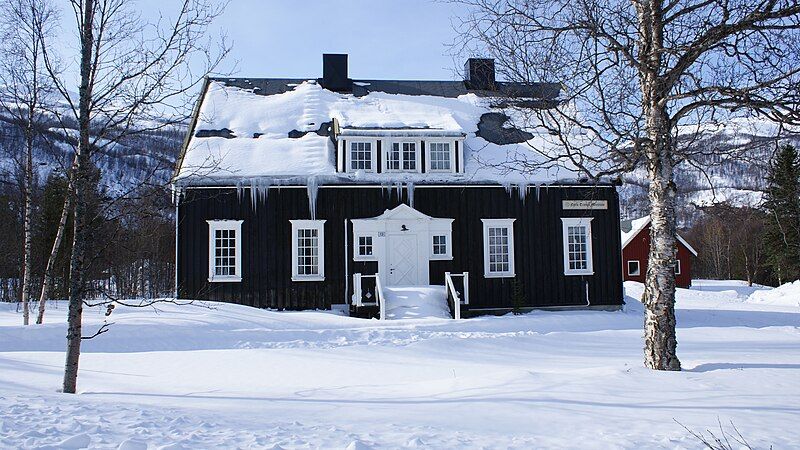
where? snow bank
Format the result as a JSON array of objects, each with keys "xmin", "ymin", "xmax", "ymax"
[
  {"xmin": 2, "ymin": 283, "xmax": 799, "ymax": 448},
  {"xmin": 747, "ymin": 280, "xmax": 800, "ymax": 307}
]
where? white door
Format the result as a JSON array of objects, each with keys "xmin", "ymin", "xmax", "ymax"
[{"xmin": 388, "ymin": 234, "xmax": 419, "ymax": 285}]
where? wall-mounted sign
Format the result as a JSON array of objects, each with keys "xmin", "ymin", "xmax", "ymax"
[{"xmin": 562, "ymin": 200, "xmax": 608, "ymax": 210}]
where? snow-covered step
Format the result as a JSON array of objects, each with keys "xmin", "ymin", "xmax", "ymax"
[{"xmin": 383, "ymin": 285, "xmax": 450, "ymax": 319}]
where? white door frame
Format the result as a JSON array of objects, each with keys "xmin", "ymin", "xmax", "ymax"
[{"xmin": 351, "ymin": 204, "xmax": 453, "ymax": 286}]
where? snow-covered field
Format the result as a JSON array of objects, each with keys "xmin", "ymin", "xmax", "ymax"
[{"xmin": 1, "ymin": 280, "xmax": 798, "ymax": 449}]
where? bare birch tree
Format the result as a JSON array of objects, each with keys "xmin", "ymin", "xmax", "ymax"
[
  {"xmin": 453, "ymin": 0, "xmax": 800, "ymax": 370},
  {"xmin": 40, "ymin": 0, "xmax": 227, "ymax": 394},
  {"xmin": 0, "ymin": 0, "xmax": 58, "ymax": 325}
]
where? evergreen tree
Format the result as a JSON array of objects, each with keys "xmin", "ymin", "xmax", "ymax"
[{"xmin": 763, "ymin": 144, "xmax": 800, "ymax": 284}]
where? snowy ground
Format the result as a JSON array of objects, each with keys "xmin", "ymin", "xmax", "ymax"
[{"xmin": 0, "ymin": 280, "xmax": 798, "ymax": 449}]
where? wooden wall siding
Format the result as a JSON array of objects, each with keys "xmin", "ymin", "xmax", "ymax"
[
  {"xmin": 177, "ymin": 185, "xmax": 624, "ymax": 311},
  {"xmin": 622, "ymin": 223, "xmax": 693, "ymax": 288}
]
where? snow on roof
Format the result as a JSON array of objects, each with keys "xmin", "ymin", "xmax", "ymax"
[
  {"xmin": 175, "ymin": 79, "xmax": 604, "ymax": 185},
  {"xmin": 620, "ymin": 216, "xmax": 698, "ymax": 256}
]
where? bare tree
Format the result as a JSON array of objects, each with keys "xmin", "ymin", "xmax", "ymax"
[
  {"xmin": 36, "ymin": 158, "xmax": 71, "ymax": 324},
  {"xmin": 40, "ymin": 0, "xmax": 227, "ymax": 394},
  {"xmin": 0, "ymin": 0, "xmax": 58, "ymax": 325},
  {"xmin": 452, "ymin": 0, "xmax": 800, "ymax": 370}
]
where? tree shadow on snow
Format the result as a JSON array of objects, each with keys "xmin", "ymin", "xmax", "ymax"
[
  {"xmin": 688, "ymin": 362, "xmax": 800, "ymax": 372},
  {"xmin": 677, "ymin": 308, "xmax": 800, "ymax": 329}
]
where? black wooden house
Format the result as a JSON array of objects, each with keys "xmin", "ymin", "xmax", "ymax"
[{"xmin": 172, "ymin": 54, "xmax": 624, "ymax": 318}]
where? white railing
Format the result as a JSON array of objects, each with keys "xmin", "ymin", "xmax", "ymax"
[
  {"xmin": 375, "ymin": 274, "xmax": 386, "ymax": 321},
  {"xmin": 351, "ymin": 273, "xmax": 387, "ymax": 320},
  {"xmin": 444, "ymin": 271, "xmax": 469, "ymax": 320}
]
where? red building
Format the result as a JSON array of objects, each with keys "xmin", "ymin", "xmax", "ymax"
[{"xmin": 620, "ymin": 216, "xmax": 697, "ymax": 288}]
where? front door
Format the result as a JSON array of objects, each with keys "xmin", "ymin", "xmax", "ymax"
[{"xmin": 388, "ymin": 234, "xmax": 419, "ymax": 285}]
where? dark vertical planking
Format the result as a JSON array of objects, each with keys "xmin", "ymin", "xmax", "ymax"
[{"xmin": 177, "ymin": 185, "xmax": 624, "ymax": 311}]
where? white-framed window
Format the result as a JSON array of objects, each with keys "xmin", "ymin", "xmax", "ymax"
[
  {"xmin": 207, "ymin": 220, "xmax": 243, "ymax": 282},
  {"xmin": 430, "ymin": 232, "xmax": 452, "ymax": 259},
  {"xmin": 355, "ymin": 234, "xmax": 374, "ymax": 260},
  {"xmin": 627, "ymin": 260, "xmax": 640, "ymax": 276},
  {"xmin": 674, "ymin": 259, "xmax": 681, "ymax": 275},
  {"xmin": 290, "ymin": 220, "xmax": 326, "ymax": 281},
  {"xmin": 349, "ymin": 141, "xmax": 374, "ymax": 172},
  {"xmin": 481, "ymin": 219, "xmax": 516, "ymax": 278},
  {"xmin": 428, "ymin": 142, "xmax": 452, "ymax": 172},
  {"xmin": 561, "ymin": 218, "xmax": 594, "ymax": 275},
  {"xmin": 386, "ymin": 142, "xmax": 418, "ymax": 172}
]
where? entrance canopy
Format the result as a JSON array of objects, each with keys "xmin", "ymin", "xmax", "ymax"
[{"xmin": 351, "ymin": 204, "xmax": 453, "ymax": 286}]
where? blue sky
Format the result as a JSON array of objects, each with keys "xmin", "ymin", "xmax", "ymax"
[
  {"xmin": 56, "ymin": 0, "xmax": 467, "ymax": 82},
  {"xmin": 211, "ymin": 0, "xmax": 465, "ymax": 80}
]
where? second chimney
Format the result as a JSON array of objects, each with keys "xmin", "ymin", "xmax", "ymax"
[
  {"xmin": 322, "ymin": 54, "xmax": 350, "ymax": 92},
  {"xmin": 464, "ymin": 58, "xmax": 496, "ymax": 90}
]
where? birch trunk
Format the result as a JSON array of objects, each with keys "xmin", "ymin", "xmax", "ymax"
[
  {"xmin": 63, "ymin": 0, "xmax": 94, "ymax": 394},
  {"xmin": 642, "ymin": 104, "xmax": 681, "ymax": 371},
  {"xmin": 20, "ymin": 122, "xmax": 34, "ymax": 326},
  {"xmin": 36, "ymin": 181, "xmax": 72, "ymax": 324}
]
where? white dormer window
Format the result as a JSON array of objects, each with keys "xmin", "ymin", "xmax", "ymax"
[
  {"xmin": 428, "ymin": 142, "xmax": 452, "ymax": 172},
  {"xmin": 350, "ymin": 141, "xmax": 374, "ymax": 172},
  {"xmin": 387, "ymin": 142, "xmax": 418, "ymax": 172}
]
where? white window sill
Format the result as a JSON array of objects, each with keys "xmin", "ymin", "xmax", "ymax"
[
  {"xmin": 484, "ymin": 272, "xmax": 516, "ymax": 279},
  {"xmin": 431, "ymin": 254, "xmax": 453, "ymax": 261},
  {"xmin": 565, "ymin": 271, "xmax": 594, "ymax": 276},
  {"xmin": 353, "ymin": 255, "xmax": 376, "ymax": 262},
  {"xmin": 292, "ymin": 276, "xmax": 325, "ymax": 282},
  {"xmin": 208, "ymin": 276, "xmax": 242, "ymax": 283}
]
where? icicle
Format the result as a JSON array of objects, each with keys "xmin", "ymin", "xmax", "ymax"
[
  {"xmin": 407, "ymin": 181, "xmax": 415, "ymax": 208},
  {"xmin": 518, "ymin": 183, "xmax": 527, "ymax": 203},
  {"xmin": 503, "ymin": 182, "xmax": 513, "ymax": 198},
  {"xmin": 383, "ymin": 182, "xmax": 391, "ymax": 199},
  {"xmin": 236, "ymin": 180, "xmax": 245, "ymax": 202},
  {"xmin": 395, "ymin": 182, "xmax": 403, "ymax": 202},
  {"xmin": 535, "ymin": 183, "xmax": 541, "ymax": 202},
  {"xmin": 307, "ymin": 176, "xmax": 319, "ymax": 220}
]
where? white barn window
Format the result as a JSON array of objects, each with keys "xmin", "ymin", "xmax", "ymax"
[
  {"xmin": 481, "ymin": 219, "xmax": 516, "ymax": 278},
  {"xmin": 674, "ymin": 259, "xmax": 681, "ymax": 275},
  {"xmin": 350, "ymin": 141, "xmax": 373, "ymax": 171},
  {"xmin": 627, "ymin": 260, "xmax": 640, "ymax": 276},
  {"xmin": 207, "ymin": 220, "xmax": 243, "ymax": 282},
  {"xmin": 562, "ymin": 218, "xmax": 594, "ymax": 275},
  {"xmin": 290, "ymin": 220, "xmax": 326, "ymax": 281}
]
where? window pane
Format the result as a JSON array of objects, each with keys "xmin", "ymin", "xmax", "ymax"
[
  {"xmin": 358, "ymin": 235, "xmax": 373, "ymax": 256},
  {"xmin": 387, "ymin": 143, "xmax": 401, "ymax": 170},
  {"xmin": 433, "ymin": 234, "xmax": 447, "ymax": 255},
  {"xmin": 402, "ymin": 143, "xmax": 416, "ymax": 170},
  {"xmin": 350, "ymin": 142, "xmax": 372, "ymax": 171},
  {"xmin": 566, "ymin": 224, "xmax": 589, "ymax": 271},
  {"xmin": 212, "ymin": 226, "xmax": 238, "ymax": 278},
  {"xmin": 486, "ymin": 226, "xmax": 511, "ymax": 274},
  {"xmin": 297, "ymin": 227, "xmax": 321, "ymax": 276},
  {"xmin": 430, "ymin": 142, "xmax": 451, "ymax": 170}
]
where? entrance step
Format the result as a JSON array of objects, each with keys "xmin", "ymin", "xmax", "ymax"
[{"xmin": 383, "ymin": 285, "xmax": 450, "ymax": 319}]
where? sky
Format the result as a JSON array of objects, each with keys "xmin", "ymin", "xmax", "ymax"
[{"xmin": 56, "ymin": 0, "xmax": 470, "ymax": 83}]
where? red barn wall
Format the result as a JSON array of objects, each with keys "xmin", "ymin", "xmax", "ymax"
[{"xmin": 622, "ymin": 223, "xmax": 693, "ymax": 288}]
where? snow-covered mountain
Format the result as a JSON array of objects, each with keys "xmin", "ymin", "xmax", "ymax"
[
  {"xmin": 0, "ymin": 114, "xmax": 184, "ymax": 195},
  {"xmin": 619, "ymin": 118, "xmax": 799, "ymax": 225},
  {"xmin": 1, "ymin": 104, "xmax": 792, "ymax": 220}
]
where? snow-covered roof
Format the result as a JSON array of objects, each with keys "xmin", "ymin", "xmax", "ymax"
[
  {"xmin": 174, "ymin": 77, "xmax": 608, "ymax": 186},
  {"xmin": 620, "ymin": 216, "xmax": 698, "ymax": 256}
]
